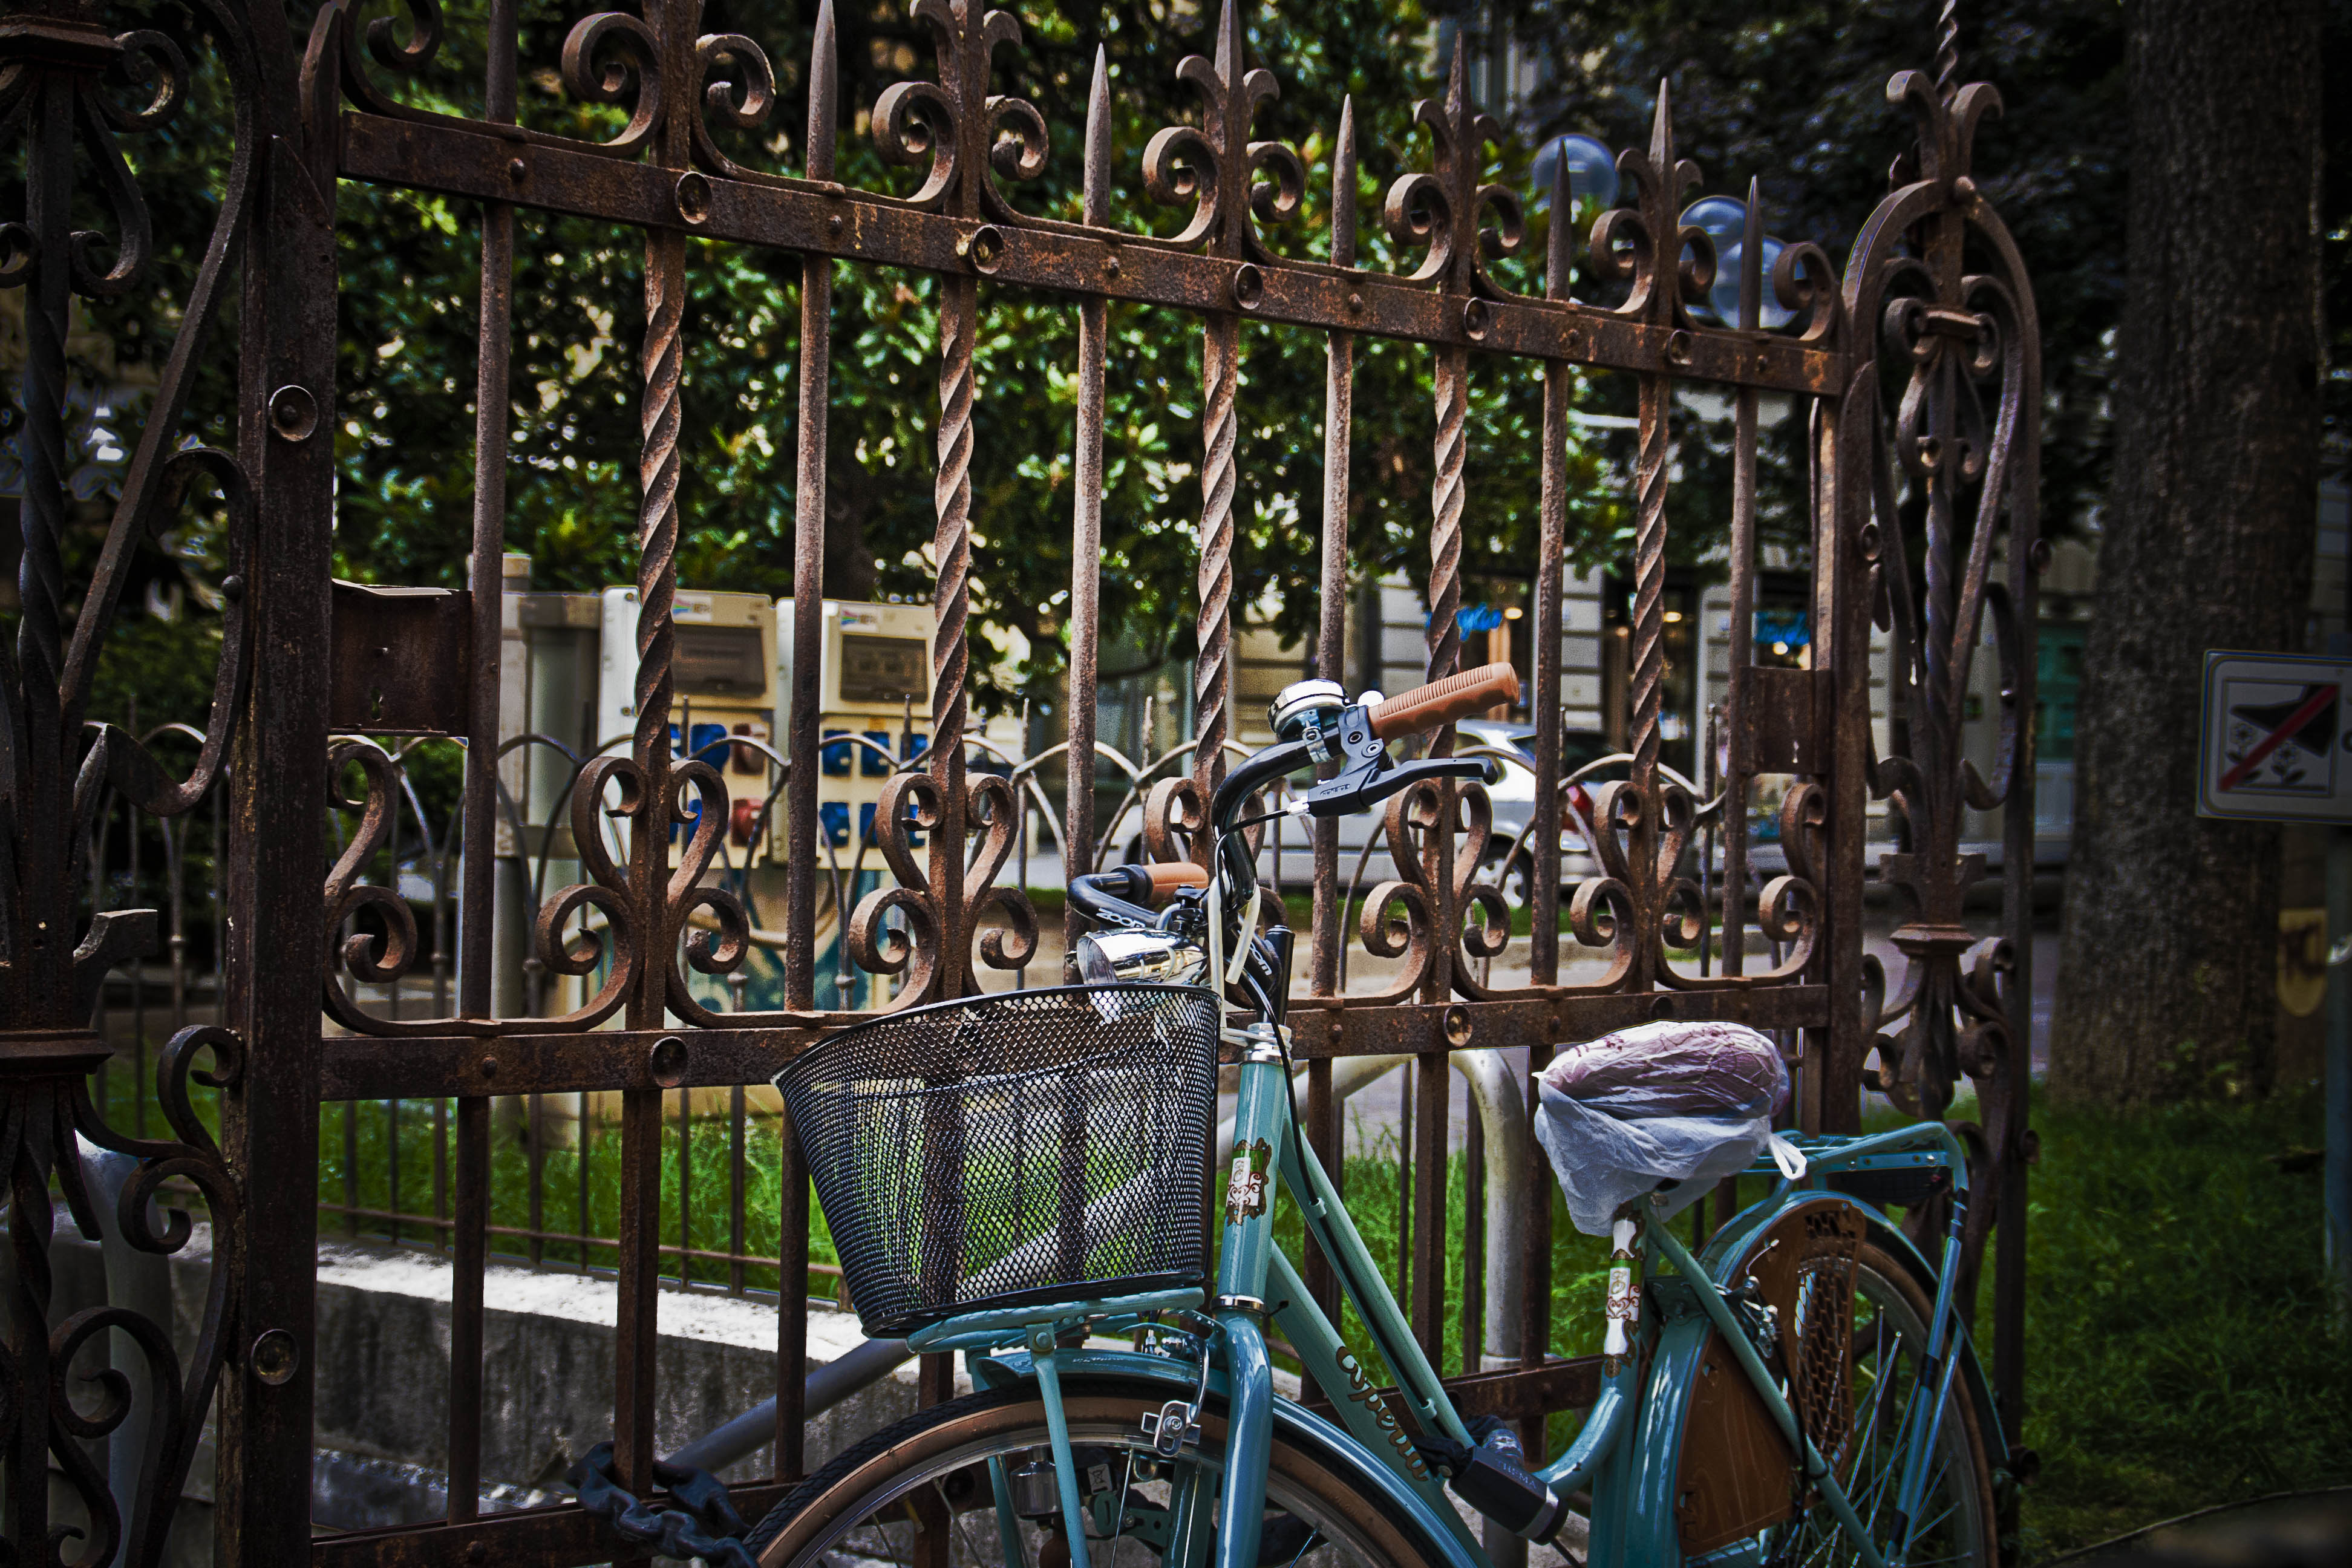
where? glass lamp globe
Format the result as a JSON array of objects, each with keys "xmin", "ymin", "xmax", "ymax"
[
  {"xmin": 1679, "ymin": 195, "xmax": 1749, "ymax": 249},
  {"xmin": 1708, "ymin": 236, "xmax": 1798, "ymax": 330},
  {"xmin": 1531, "ymin": 133, "xmax": 1620, "ymax": 212}
]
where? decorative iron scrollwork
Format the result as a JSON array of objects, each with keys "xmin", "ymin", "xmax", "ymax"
[
  {"xmin": 322, "ymin": 742, "xmax": 645, "ymax": 1034},
  {"xmin": 1383, "ymin": 38, "xmax": 1523, "ymax": 296},
  {"xmin": 1846, "ymin": 38, "xmax": 2040, "ymax": 1314},
  {"xmin": 840, "ymin": 768, "xmax": 1037, "ymax": 1010},
  {"xmin": 560, "ymin": 10, "xmax": 664, "ymax": 158},
  {"xmin": 871, "ymin": 0, "xmax": 1048, "ymax": 220},
  {"xmin": 1142, "ymin": 0, "xmax": 1304, "ymax": 262},
  {"xmin": 0, "ymin": 1, "xmax": 258, "ymax": 1550}
]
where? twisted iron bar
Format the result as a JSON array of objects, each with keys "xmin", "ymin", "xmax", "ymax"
[
  {"xmin": 1195, "ymin": 311, "xmax": 1240, "ymax": 811},
  {"xmin": 933, "ymin": 273, "xmax": 976, "ymax": 777},
  {"xmin": 1935, "ymin": 0, "xmax": 1961, "ymax": 102},
  {"xmin": 635, "ymin": 232, "xmax": 685, "ymax": 803},
  {"xmin": 1628, "ymin": 377, "xmax": 1670, "ymax": 789}
]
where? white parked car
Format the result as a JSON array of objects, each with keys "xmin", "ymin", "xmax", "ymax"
[{"xmin": 1109, "ymin": 720, "xmax": 1671, "ymax": 909}]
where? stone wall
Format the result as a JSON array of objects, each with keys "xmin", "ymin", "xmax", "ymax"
[{"xmin": 41, "ymin": 1218, "xmax": 923, "ymax": 1560}]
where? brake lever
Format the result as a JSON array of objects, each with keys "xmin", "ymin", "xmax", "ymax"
[{"xmin": 1292, "ymin": 754, "xmax": 1491, "ymax": 819}]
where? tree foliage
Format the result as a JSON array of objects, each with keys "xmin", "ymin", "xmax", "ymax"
[
  {"xmin": 1499, "ymin": 0, "xmax": 2128, "ymax": 541},
  {"xmin": 323, "ymin": 0, "xmax": 1628, "ymax": 717},
  {"xmin": 25, "ymin": 0, "xmax": 2163, "ymax": 736}
]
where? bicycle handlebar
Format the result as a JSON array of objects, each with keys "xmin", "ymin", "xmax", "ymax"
[
  {"xmin": 1134, "ymin": 861, "xmax": 1208, "ymax": 898},
  {"xmin": 1067, "ymin": 862, "xmax": 1210, "ymax": 932},
  {"xmin": 1367, "ymin": 662, "xmax": 1522, "ymax": 740}
]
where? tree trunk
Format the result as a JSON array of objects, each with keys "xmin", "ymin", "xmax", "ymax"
[{"xmin": 2050, "ymin": 0, "xmax": 2322, "ymax": 1104}]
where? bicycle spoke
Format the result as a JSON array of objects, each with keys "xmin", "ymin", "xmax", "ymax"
[
  {"xmin": 1758, "ymin": 1247, "xmax": 1985, "ymax": 1568},
  {"xmin": 1858, "ymin": 1365, "xmax": 1930, "ymax": 1532},
  {"xmin": 841, "ymin": 1519, "xmax": 913, "ymax": 1568},
  {"xmin": 936, "ymin": 1477, "xmax": 994, "ymax": 1568},
  {"xmin": 1904, "ymin": 1549, "xmax": 1977, "ymax": 1568},
  {"xmin": 1906, "ymin": 1490, "xmax": 1962, "ymax": 1547},
  {"xmin": 1105, "ymin": 1445, "xmax": 1139, "ymax": 1568}
]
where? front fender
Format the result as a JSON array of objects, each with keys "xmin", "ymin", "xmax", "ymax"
[{"xmin": 976, "ymin": 1348, "xmax": 1489, "ymax": 1568}]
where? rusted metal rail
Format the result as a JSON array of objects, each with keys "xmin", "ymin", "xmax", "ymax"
[{"xmin": 1, "ymin": 0, "xmax": 2042, "ymax": 1558}]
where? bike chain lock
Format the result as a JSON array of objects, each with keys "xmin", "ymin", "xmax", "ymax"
[{"xmin": 570, "ymin": 1441, "xmax": 756, "ymax": 1567}]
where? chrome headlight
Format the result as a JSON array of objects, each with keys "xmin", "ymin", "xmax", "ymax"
[{"xmin": 1074, "ymin": 930, "xmax": 1207, "ymax": 988}]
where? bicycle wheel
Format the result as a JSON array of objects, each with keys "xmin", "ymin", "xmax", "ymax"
[
  {"xmin": 746, "ymin": 1379, "xmax": 1448, "ymax": 1568},
  {"xmin": 1759, "ymin": 1238, "xmax": 1997, "ymax": 1568}
]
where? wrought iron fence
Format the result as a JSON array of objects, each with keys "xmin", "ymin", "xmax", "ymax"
[
  {"xmin": 84, "ymin": 706, "xmax": 1624, "ymax": 1304},
  {"xmin": 4, "ymin": 0, "xmax": 2045, "ymax": 1559}
]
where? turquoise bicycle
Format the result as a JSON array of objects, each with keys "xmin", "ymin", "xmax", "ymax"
[{"xmin": 752, "ymin": 669, "xmax": 2006, "ymax": 1568}]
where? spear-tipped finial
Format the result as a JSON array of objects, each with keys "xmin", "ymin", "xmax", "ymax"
[
  {"xmin": 1214, "ymin": 0, "xmax": 1241, "ymax": 87},
  {"xmin": 1083, "ymin": 45, "xmax": 1111, "ymax": 226},
  {"xmin": 1739, "ymin": 175, "xmax": 1763, "ymax": 331},
  {"xmin": 1331, "ymin": 94, "xmax": 1357, "ymax": 268},
  {"xmin": 1446, "ymin": 28, "xmax": 1468, "ymax": 116},
  {"xmin": 1648, "ymin": 76, "xmax": 1674, "ymax": 177},
  {"xmin": 806, "ymin": 0, "xmax": 837, "ymax": 182}
]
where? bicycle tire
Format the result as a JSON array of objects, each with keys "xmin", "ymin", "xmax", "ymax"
[{"xmin": 745, "ymin": 1377, "xmax": 1452, "ymax": 1568}]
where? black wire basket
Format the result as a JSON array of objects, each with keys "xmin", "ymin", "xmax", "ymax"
[{"xmin": 774, "ymin": 984, "xmax": 1222, "ymax": 1338}]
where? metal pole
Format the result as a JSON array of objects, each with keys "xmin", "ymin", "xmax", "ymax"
[{"xmin": 2329, "ymin": 827, "xmax": 2351, "ymax": 1318}]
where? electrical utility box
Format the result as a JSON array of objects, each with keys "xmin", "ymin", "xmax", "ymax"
[
  {"xmin": 777, "ymin": 599, "xmax": 936, "ymax": 853},
  {"xmin": 596, "ymin": 586, "xmax": 780, "ymax": 863}
]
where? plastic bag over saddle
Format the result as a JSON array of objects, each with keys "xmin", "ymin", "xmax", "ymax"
[{"xmin": 1531, "ymin": 1019, "xmax": 1797, "ymax": 1237}]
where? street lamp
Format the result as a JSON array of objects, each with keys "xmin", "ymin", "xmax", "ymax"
[
  {"xmin": 1530, "ymin": 132, "xmax": 1619, "ymax": 212},
  {"xmin": 1679, "ymin": 195, "xmax": 1797, "ymax": 331}
]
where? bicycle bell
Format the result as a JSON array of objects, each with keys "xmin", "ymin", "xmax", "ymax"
[{"xmin": 1268, "ymin": 678, "xmax": 1348, "ymax": 744}]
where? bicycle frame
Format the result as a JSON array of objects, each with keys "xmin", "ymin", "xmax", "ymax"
[{"xmin": 907, "ymin": 1030, "xmax": 1993, "ymax": 1568}]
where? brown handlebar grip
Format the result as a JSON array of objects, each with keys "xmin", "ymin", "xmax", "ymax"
[
  {"xmin": 1367, "ymin": 662, "xmax": 1523, "ymax": 739},
  {"xmin": 1142, "ymin": 861, "xmax": 1210, "ymax": 899}
]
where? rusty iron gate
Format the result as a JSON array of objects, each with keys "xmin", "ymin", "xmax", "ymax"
[{"xmin": 0, "ymin": 0, "xmax": 2043, "ymax": 1557}]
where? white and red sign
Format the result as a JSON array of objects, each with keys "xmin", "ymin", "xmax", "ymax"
[{"xmin": 2198, "ymin": 651, "xmax": 2352, "ymax": 823}]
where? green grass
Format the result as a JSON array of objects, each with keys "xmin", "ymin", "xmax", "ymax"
[
  {"xmin": 2008, "ymin": 1086, "xmax": 2352, "ymax": 1557},
  {"xmin": 313, "ymin": 1094, "xmax": 844, "ymax": 1294}
]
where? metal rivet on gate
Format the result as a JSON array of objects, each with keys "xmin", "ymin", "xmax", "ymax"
[
  {"xmin": 2028, "ymin": 538, "xmax": 2053, "ymax": 574},
  {"xmin": 221, "ymin": 573, "xmax": 244, "ymax": 602},
  {"xmin": 1649, "ymin": 995, "xmax": 1676, "ymax": 1021},
  {"xmin": 650, "ymin": 1034, "xmax": 688, "ymax": 1088},
  {"xmin": 1953, "ymin": 175, "xmax": 1978, "ymax": 201},
  {"xmin": 1231, "ymin": 264, "xmax": 1264, "ymax": 309},
  {"xmin": 1347, "ymin": 291, "xmax": 1364, "ymax": 315},
  {"xmin": 1443, "ymin": 1004, "xmax": 1473, "ymax": 1047},
  {"xmin": 508, "ymin": 157, "xmax": 528, "ymax": 183},
  {"xmin": 1664, "ymin": 329, "xmax": 1693, "ymax": 367},
  {"xmin": 1104, "ymin": 254, "xmax": 1121, "ymax": 278},
  {"xmin": 964, "ymin": 224, "xmax": 1004, "ymax": 273},
  {"xmin": 464, "ymin": 1544, "xmax": 488, "ymax": 1565},
  {"xmin": 478, "ymin": 1054, "xmax": 498, "ymax": 1080},
  {"xmin": 675, "ymin": 171, "xmax": 712, "ymax": 224},
  {"xmin": 1461, "ymin": 299, "xmax": 1489, "ymax": 341},
  {"xmin": 1856, "ymin": 520, "xmax": 1883, "ymax": 561},
  {"xmin": 250, "ymin": 1328, "xmax": 300, "ymax": 1385},
  {"xmin": 267, "ymin": 385, "xmax": 317, "ymax": 442},
  {"xmin": 829, "ymin": 214, "xmax": 844, "ymax": 236}
]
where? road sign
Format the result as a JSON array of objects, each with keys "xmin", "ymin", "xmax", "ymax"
[{"xmin": 2198, "ymin": 651, "xmax": 2352, "ymax": 823}]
